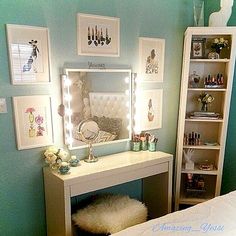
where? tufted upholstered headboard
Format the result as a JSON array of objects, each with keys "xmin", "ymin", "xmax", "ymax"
[
  {"xmin": 89, "ymin": 92, "xmax": 127, "ymax": 118},
  {"xmin": 89, "ymin": 92, "xmax": 129, "ymax": 139}
]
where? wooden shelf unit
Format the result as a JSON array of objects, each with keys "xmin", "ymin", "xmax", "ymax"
[{"xmin": 174, "ymin": 27, "xmax": 236, "ymax": 211}]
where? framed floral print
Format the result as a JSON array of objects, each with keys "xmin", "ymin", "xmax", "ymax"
[
  {"xmin": 135, "ymin": 89, "xmax": 163, "ymax": 131},
  {"xmin": 139, "ymin": 37, "xmax": 165, "ymax": 82},
  {"xmin": 191, "ymin": 38, "xmax": 205, "ymax": 59},
  {"xmin": 77, "ymin": 13, "xmax": 120, "ymax": 57},
  {"xmin": 6, "ymin": 24, "xmax": 51, "ymax": 84},
  {"xmin": 13, "ymin": 95, "xmax": 54, "ymax": 150}
]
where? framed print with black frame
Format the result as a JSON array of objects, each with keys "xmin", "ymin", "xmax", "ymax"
[{"xmin": 191, "ymin": 38, "xmax": 205, "ymax": 59}]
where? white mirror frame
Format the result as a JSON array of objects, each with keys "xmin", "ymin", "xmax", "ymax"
[{"xmin": 61, "ymin": 68, "xmax": 132, "ymax": 150}]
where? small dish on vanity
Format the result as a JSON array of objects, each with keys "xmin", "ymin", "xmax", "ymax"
[
  {"xmin": 58, "ymin": 162, "xmax": 70, "ymax": 174},
  {"xmin": 69, "ymin": 155, "xmax": 80, "ymax": 167}
]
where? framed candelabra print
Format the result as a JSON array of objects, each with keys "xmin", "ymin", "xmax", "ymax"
[
  {"xmin": 139, "ymin": 37, "xmax": 165, "ymax": 82},
  {"xmin": 135, "ymin": 89, "xmax": 163, "ymax": 131},
  {"xmin": 77, "ymin": 13, "xmax": 120, "ymax": 57},
  {"xmin": 6, "ymin": 24, "xmax": 51, "ymax": 85},
  {"xmin": 13, "ymin": 95, "xmax": 54, "ymax": 150}
]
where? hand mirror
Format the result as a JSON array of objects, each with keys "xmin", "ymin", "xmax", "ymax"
[{"xmin": 78, "ymin": 119, "xmax": 99, "ymax": 162}]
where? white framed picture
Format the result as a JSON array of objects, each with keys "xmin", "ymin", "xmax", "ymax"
[
  {"xmin": 77, "ymin": 13, "xmax": 120, "ymax": 57},
  {"xmin": 6, "ymin": 24, "xmax": 51, "ymax": 85},
  {"xmin": 135, "ymin": 89, "xmax": 163, "ymax": 131},
  {"xmin": 139, "ymin": 37, "xmax": 165, "ymax": 82},
  {"xmin": 13, "ymin": 95, "xmax": 54, "ymax": 150}
]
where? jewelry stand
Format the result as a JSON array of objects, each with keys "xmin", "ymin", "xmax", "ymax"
[{"xmin": 84, "ymin": 141, "xmax": 98, "ymax": 163}]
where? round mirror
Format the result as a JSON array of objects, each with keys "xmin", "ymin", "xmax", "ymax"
[
  {"xmin": 78, "ymin": 119, "xmax": 99, "ymax": 162},
  {"xmin": 79, "ymin": 120, "xmax": 99, "ymax": 141}
]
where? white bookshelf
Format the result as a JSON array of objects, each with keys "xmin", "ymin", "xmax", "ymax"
[{"xmin": 174, "ymin": 27, "xmax": 236, "ymax": 210}]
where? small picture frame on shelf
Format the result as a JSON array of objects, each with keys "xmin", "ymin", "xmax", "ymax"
[
  {"xmin": 191, "ymin": 38, "xmax": 205, "ymax": 59},
  {"xmin": 189, "ymin": 71, "xmax": 201, "ymax": 88}
]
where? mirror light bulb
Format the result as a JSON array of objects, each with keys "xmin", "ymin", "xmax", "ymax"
[
  {"xmin": 66, "ymin": 123, "xmax": 73, "ymax": 131},
  {"xmin": 134, "ymin": 102, "xmax": 140, "ymax": 109},
  {"xmin": 66, "ymin": 137, "xmax": 73, "ymax": 145},
  {"xmin": 124, "ymin": 77, "xmax": 130, "ymax": 84},
  {"xmin": 64, "ymin": 78, "xmax": 72, "ymax": 87},
  {"xmin": 64, "ymin": 94, "xmax": 72, "ymax": 102},
  {"xmin": 133, "ymin": 126, "xmax": 141, "ymax": 134},
  {"xmin": 135, "ymin": 76, "xmax": 142, "ymax": 83},
  {"xmin": 135, "ymin": 89, "xmax": 141, "ymax": 96},
  {"xmin": 65, "ymin": 108, "xmax": 72, "ymax": 116},
  {"xmin": 134, "ymin": 114, "xmax": 139, "ymax": 121}
]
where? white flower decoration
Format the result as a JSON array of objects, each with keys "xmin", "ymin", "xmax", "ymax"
[{"xmin": 43, "ymin": 146, "xmax": 69, "ymax": 167}]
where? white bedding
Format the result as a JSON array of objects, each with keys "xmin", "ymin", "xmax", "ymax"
[{"xmin": 112, "ymin": 191, "xmax": 236, "ymax": 235}]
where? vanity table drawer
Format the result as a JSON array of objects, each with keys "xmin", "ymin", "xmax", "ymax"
[{"xmin": 70, "ymin": 162, "xmax": 168, "ymax": 197}]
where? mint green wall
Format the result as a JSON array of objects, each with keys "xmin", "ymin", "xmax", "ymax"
[
  {"xmin": 0, "ymin": 0, "xmax": 193, "ymax": 235},
  {"xmin": 205, "ymin": 0, "xmax": 236, "ymax": 195}
]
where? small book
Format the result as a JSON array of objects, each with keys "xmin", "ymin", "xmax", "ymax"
[
  {"xmin": 193, "ymin": 111, "xmax": 216, "ymax": 116},
  {"xmin": 190, "ymin": 112, "xmax": 220, "ymax": 119},
  {"xmin": 205, "ymin": 85, "xmax": 224, "ymax": 89},
  {"xmin": 189, "ymin": 115, "xmax": 220, "ymax": 120}
]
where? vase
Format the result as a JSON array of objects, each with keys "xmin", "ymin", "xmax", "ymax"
[
  {"xmin": 201, "ymin": 103, "xmax": 208, "ymax": 112},
  {"xmin": 215, "ymin": 48, "xmax": 222, "ymax": 54},
  {"xmin": 193, "ymin": 0, "xmax": 204, "ymax": 26}
]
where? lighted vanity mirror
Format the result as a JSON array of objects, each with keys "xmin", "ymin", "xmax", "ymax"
[{"xmin": 62, "ymin": 68, "xmax": 132, "ymax": 150}]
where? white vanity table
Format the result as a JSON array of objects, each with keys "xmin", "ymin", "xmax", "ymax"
[{"xmin": 43, "ymin": 151, "xmax": 173, "ymax": 236}]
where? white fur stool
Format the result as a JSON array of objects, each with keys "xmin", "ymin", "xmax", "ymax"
[{"xmin": 72, "ymin": 194, "xmax": 148, "ymax": 235}]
